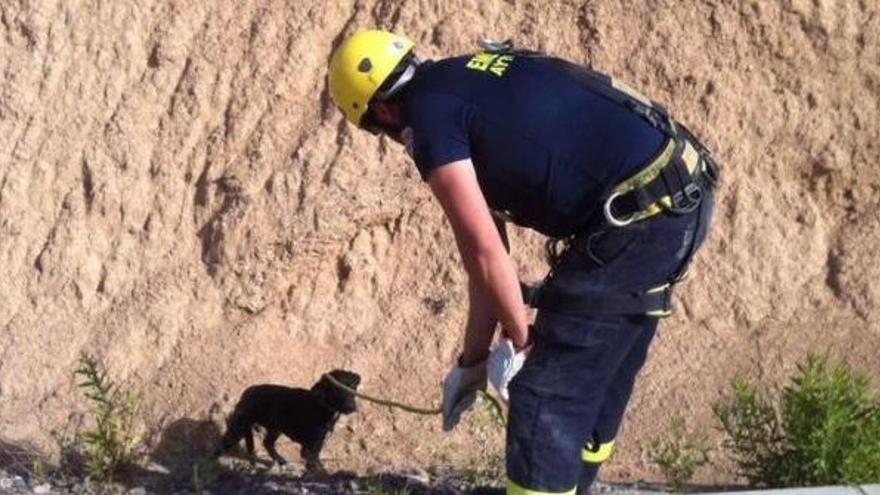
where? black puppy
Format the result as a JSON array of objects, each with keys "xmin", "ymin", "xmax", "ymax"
[{"xmin": 215, "ymin": 369, "xmax": 361, "ymax": 472}]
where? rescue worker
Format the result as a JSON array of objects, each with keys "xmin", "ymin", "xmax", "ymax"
[{"xmin": 328, "ymin": 30, "xmax": 718, "ymax": 495}]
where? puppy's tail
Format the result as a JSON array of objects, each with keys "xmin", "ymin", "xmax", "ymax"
[{"xmin": 216, "ymin": 390, "xmax": 256, "ymax": 456}]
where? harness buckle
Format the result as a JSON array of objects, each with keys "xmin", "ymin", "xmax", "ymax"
[
  {"xmin": 669, "ymin": 182, "xmax": 702, "ymax": 215},
  {"xmin": 603, "ymin": 190, "xmax": 638, "ymax": 227},
  {"xmin": 645, "ymin": 283, "xmax": 674, "ymax": 318},
  {"xmin": 702, "ymin": 156, "xmax": 721, "ymax": 188}
]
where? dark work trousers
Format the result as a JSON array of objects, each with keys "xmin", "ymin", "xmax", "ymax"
[{"xmin": 506, "ymin": 191, "xmax": 715, "ymax": 495}]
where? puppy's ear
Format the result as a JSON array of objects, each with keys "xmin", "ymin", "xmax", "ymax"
[
  {"xmin": 330, "ymin": 370, "xmax": 361, "ymax": 389},
  {"xmin": 313, "ymin": 374, "xmax": 357, "ymax": 414},
  {"xmin": 346, "ymin": 371, "xmax": 362, "ymax": 388},
  {"xmin": 310, "ymin": 377, "xmax": 332, "ymax": 407}
]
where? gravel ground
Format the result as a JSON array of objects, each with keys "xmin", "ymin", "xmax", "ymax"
[{"xmin": 0, "ymin": 466, "xmax": 673, "ymax": 495}]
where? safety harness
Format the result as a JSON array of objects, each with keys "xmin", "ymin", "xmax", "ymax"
[
  {"xmin": 536, "ymin": 55, "xmax": 720, "ymax": 228},
  {"xmin": 522, "ymin": 281, "xmax": 677, "ymax": 319},
  {"xmin": 479, "ymin": 41, "xmax": 720, "ymax": 319}
]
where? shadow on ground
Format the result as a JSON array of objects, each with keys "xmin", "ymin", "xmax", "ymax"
[
  {"xmin": 0, "ymin": 438, "xmax": 44, "ymax": 477},
  {"xmin": 2, "ymin": 423, "xmax": 508, "ymax": 494},
  {"xmin": 150, "ymin": 416, "xmax": 222, "ymax": 471}
]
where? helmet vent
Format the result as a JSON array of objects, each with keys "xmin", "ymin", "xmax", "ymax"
[{"xmin": 357, "ymin": 57, "xmax": 372, "ymax": 73}]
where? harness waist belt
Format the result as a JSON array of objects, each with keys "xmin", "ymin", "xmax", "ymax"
[
  {"xmin": 521, "ymin": 282, "xmax": 674, "ymax": 318},
  {"xmin": 602, "ymin": 132, "xmax": 719, "ymax": 228}
]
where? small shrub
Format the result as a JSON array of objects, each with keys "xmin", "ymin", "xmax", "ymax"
[
  {"xmin": 714, "ymin": 354, "xmax": 880, "ymax": 487},
  {"xmin": 75, "ymin": 353, "xmax": 142, "ymax": 480},
  {"xmin": 463, "ymin": 391, "xmax": 506, "ymax": 487},
  {"xmin": 31, "ymin": 458, "xmax": 48, "ymax": 484},
  {"xmin": 650, "ymin": 416, "xmax": 712, "ymax": 492},
  {"xmin": 476, "ymin": 390, "xmax": 506, "ymax": 428},
  {"xmin": 713, "ymin": 378, "xmax": 785, "ymax": 485}
]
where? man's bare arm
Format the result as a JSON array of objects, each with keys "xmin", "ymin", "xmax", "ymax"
[{"xmin": 427, "ymin": 159, "xmax": 528, "ymax": 365}]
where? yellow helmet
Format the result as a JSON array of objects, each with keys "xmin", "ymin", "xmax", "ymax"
[{"xmin": 328, "ymin": 30, "xmax": 415, "ymax": 126}]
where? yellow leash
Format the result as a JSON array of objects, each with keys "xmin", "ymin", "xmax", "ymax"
[
  {"xmin": 322, "ymin": 373, "xmax": 507, "ymax": 423},
  {"xmin": 323, "ymin": 373, "xmax": 441, "ymax": 415}
]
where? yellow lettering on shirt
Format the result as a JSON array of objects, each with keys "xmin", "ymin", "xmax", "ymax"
[
  {"xmin": 466, "ymin": 52, "xmax": 497, "ymax": 72},
  {"xmin": 489, "ymin": 54, "xmax": 514, "ymax": 77},
  {"xmin": 466, "ymin": 52, "xmax": 515, "ymax": 77}
]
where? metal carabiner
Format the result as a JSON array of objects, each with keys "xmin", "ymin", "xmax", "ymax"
[
  {"xmin": 478, "ymin": 38, "xmax": 514, "ymax": 53},
  {"xmin": 603, "ymin": 190, "xmax": 637, "ymax": 228},
  {"xmin": 702, "ymin": 156, "xmax": 721, "ymax": 189}
]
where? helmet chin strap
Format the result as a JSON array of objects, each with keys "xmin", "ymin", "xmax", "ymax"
[
  {"xmin": 375, "ymin": 54, "xmax": 421, "ymax": 101},
  {"xmin": 361, "ymin": 54, "xmax": 420, "ymax": 137}
]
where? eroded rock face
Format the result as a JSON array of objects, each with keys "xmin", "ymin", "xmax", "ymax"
[
  {"xmin": 1, "ymin": 0, "xmax": 878, "ymax": 482},
  {"xmin": 829, "ymin": 210, "xmax": 880, "ymax": 320}
]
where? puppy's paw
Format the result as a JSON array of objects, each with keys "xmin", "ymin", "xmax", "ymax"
[{"xmin": 304, "ymin": 463, "xmax": 328, "ymax": 478}]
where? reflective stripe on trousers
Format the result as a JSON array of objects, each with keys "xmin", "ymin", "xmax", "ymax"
[{"xmin": 582, "ymin": 440, "xmax": 614, "ymax": 464}]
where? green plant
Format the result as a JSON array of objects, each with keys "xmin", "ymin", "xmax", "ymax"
[
  {"xmin": 31, "ymin": 458, "xmax": 48, "ymax": 484},
  {"xmin": 714, "ymin": 354, "xmax": 880, "ymax": 487},
  {"xmin": 650, "ymin": 416, "xmax": 712, "ymax": 492},
  {"xmin": 713, "ymin": 378, "xmax": 784, "ymax": 485},
  {"xmin": 471, "ymin": 391, "xmax": 506, "ymax": 482},
  {"xmin": 476, "ymin": 390, "xmax": 506, "ymax": 428},
  {"xmin": 75, "ymin": 353, "xmax": 142, "ymax": 480}
]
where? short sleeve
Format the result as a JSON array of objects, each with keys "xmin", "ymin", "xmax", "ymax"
[{"xmin": 405, "ymin": 91, "xmax": 471, "ymax": 180}]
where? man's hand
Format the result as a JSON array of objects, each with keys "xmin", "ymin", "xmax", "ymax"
[
  {"xmin": 442, "ymin": 360, "xmax": 487, "ymax": 431},
  {"xmin": 488, "ymin": 338, "xmax": 530, "ymax": 403}
]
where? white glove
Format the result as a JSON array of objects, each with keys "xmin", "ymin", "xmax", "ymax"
[
  {"xmin": 488, "ymin": 338, "xmax": 528, "ymax": 403},
  {"xmin": 442, "ymin": 361, "xmax": 487, "ymax": 432}
]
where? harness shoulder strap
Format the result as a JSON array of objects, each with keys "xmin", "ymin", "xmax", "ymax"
[
  {"xmin": 476, "ymin": 40, "xmax": 674, "ymax": 135},
  {"xmin": 552, "ymin": 59, "xmax": 677, "ymax": 137},
  {"xmin": 510, "ymin": 50, "xmax": 676, "ymax": 136}
]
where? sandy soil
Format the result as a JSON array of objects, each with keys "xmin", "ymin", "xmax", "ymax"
[{"xmin": 1, "ymin": 0, "xmax": 879, "ymax": 486}]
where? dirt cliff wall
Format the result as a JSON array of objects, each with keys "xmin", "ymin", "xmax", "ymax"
[{"xmin": 1, "ymin": 0, "xmax": 878, "ymax": 483}]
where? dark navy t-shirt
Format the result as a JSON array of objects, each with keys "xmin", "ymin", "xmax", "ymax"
[{"xmin": 402, "ymin": 53, "xmax": 666, "ymax": 238}]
